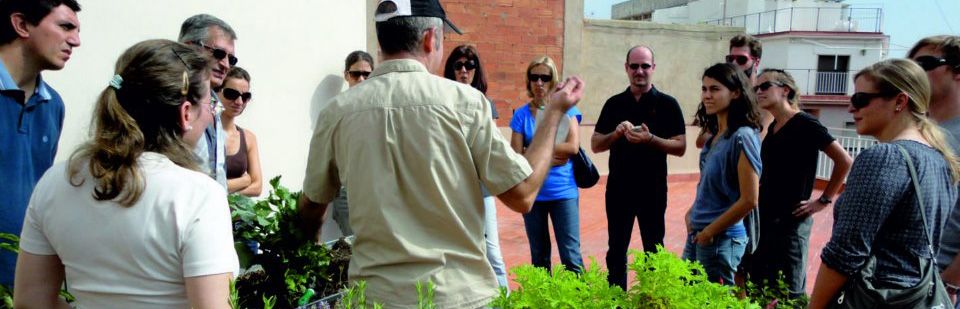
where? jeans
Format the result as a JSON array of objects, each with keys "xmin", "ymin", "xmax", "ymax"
[
  {"xmin": 682, "ymin": 231, "xmax": 747, "ymax": 285},
  {"xmin": 605, "ymin": 189, "xmax": 667, "ymax": 289},
  {"xmin": 330, "ymin": 187, "xmax": 352, "ymax": 236},
  {"xmin": 747, "ymin": 214, "xmax": 813, "ymax": 298},
  {"xmin": 521, "ymin": 197, "xmax": 583, "ymax": 273},
  {"xmin": 483, "ymin": 195, "xmax": 509, "ymax": 289}
]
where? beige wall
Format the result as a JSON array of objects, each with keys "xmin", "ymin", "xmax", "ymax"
[
  {"xmin": 45, "ymin": 1, "xmax": 367, "ymax": 193},
  {"xmin": 568, "ymin": 19, "xmax": 742, "ymax": 124}
]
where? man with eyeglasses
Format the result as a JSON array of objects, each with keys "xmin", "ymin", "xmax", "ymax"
[
  {"xmin": 909, "ymin": 35, "xmax": 960, "ymax": 306},
  {"xmin": 0, "ymin": 0, "xmax": 81, "ymax": 288},
  {"xmin": 592, "ymin": 45, "xmax": 686, "ymax": 290},
  {"xmin": 177, "ymin": 14, "xmax": 239, "ymax": 189}
]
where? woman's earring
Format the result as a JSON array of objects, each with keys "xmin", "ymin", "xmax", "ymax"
[{"xmin": 186, "ymin": 125, "xmax": 193, "ymax": 132}]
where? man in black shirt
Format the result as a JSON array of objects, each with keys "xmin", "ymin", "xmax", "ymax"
[{"xmin": 592, "ymin": 45, "xmax": 687, "ymax": 289}]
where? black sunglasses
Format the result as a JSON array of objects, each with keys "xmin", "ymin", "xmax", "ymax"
[
  {"xmin": 912, "ymin": 56, "xmax": 955, "ymax": 71},
  {"xmin": 850, "ymin": 91, "xmax": 897, "ymax": 110},
  {"xmin": 753, "ymin": 81, "xmax": 782, "ymax": 92},
  {"xmin": 454, "ymin": 60, "xmax": 477, "ymax": 71},
  {"xmin": 348, "ymin": 71, "xmax": 372, "ymax": 79},
  {"xmin": 222, "ymin": 87, "xmax": 251, "ymax": 102},
  {"xmin": 726, "ymin": 54, "xmax": 751, "ymax": 65},
  {"xmin": 528, "ymin": 74, "xmax": 552, "ymax": 83},
  {"xmin": 628, "ymin": 63, "xmax": 652, "ymax": 70},
  {"xmin": 198, "ymin": 42, "xmax": 238, "ymax": 66}
]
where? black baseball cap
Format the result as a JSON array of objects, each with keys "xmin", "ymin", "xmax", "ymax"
[{"xmin": 374, "ymin": 0, "xmax": 463, "ymax": 35}]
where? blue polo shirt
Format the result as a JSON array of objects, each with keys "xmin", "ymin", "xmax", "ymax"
[{"xmin": 0, "ymin": 59, "xmax": 64, "ymax": 286}]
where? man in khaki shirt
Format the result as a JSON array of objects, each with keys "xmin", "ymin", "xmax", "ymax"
[{"xmin": 299, "ymin": 0, "xmax": 584, "ymax": 307}]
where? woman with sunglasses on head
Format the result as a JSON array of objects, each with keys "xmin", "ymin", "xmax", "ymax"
[
  {"xmin": 327, "ymin": 51, "xmax": 375, "ymax": 237},
  {"xmin": 220, "ymin": 67, "xmax": 262, "ymax": 197},
  {"xmin": 442, "ymin": 44, "xmax": 508, "ymax": 289},
  {"xmin": 809, "ymin": 59, "xmax": 960, "ymax": 308},
  {"xmin": 745, "ymin": 69, "xmax": 852, "ymax": 298},
  {"xmin": 14, "ymin": 39, "xmax": 238, "ymax": 308},
  {"xmin": 510, "ymin": 56, "xmax": 584, "ymax": 274},
  {"xmin": 685, "ymin": 63, "xmax": 762, "ymax": 285}
]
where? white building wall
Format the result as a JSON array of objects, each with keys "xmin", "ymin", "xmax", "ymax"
[{"xmin": 43, "ymin": 1, "xmax": 368, "ymax": 194}]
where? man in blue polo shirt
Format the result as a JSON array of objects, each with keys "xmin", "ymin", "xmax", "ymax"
[{"xmin": 0, "ymin": 0, "xmax": 81, "ymax": 286}]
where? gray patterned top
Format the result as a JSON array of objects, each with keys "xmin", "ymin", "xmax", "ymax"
[{"xmin": 821, "ymin": 140, "xmax": 957, "ymax": 288}]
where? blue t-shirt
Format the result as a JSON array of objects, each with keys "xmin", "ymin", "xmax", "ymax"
[
  {"xmin": 690, "ymin": 126, "xmax": 761, "ymax": 237},
  {"xmin": 509, "ymin": 104, "xmax": 581, "ymax": 202},
  {"xmin": 0, "ymin": 60, "xmax": 63, "ymax": 286}
]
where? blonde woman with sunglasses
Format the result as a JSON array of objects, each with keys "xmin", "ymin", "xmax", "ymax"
[{"xmin": 810, "ymin": 58, "xmax": 960, "ymax": 308}]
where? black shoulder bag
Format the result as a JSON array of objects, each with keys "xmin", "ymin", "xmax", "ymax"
[
  {"xmin": 830, "ymin": 145, "xmax": 953, "ymax": 308},
  {"xmin": 572, "ymin": 147, "xmax": 599, "ymax": 188}
]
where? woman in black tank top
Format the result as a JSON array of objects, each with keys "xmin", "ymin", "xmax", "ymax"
[{"xmin": 219, "ymin": 66, "xmax": 262, "ymax": 197}]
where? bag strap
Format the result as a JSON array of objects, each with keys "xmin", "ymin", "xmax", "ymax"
[{"xmin": 896, "ymin": 144, "xmax": 936, "ymax": 256}]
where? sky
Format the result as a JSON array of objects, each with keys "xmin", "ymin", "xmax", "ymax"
[{"xmin": 584, "ymin": 0, "xmax": 959, "ymax": 57}]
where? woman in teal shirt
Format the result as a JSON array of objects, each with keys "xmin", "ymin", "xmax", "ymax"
[{"xmin": 685, "ymin": 63, "xmax": 762, "ymax": 285}]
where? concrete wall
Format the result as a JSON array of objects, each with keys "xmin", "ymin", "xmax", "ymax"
[
  {"xmin": 46, "ymin": 1, "xmax": 367, "ymax": 193},
  {"xmin": 571, "ymin": 19, "xmax": 743, "ymax": 124},
  {"xmin": 761, "ymin": 36, "xmax": 886, "ymax": 95}
]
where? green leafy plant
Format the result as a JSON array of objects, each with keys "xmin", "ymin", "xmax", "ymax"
[
  {"xmin": 0, "ymin": 233, "xmax": 16, "ymax": 308},
  {"xmin": 740, "ymin": 272, "xmax": 809, "ymax": 309},
  {"xmin": 231, "ymin": 176, "xmax": 342, "ymax": 308},
  {"xmin": 624, "ymin": 246, "xmax": 759, "ymax": 309},
  {"xmin": 338, "ymin": 281, "xmax": 383, "ymax": 309},
  {"xmin": 415, "ymin": 281, "xmax": 436, "ymax": 309},
  {"xmin": 492, "ymin": 258, "xmax": 628, "ymax": 308}
]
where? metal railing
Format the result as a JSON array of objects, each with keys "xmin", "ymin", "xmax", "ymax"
[
  {"xmin": 815, "ymin": 128, "xmax": 877, "ymax": 180},
  {"xmin": 704, "ymin": 7, "xmax": 882, "ymax": 35},
  {"xmin": 782, "ymin": 69, "xmax": 857, "ymax": 96}
]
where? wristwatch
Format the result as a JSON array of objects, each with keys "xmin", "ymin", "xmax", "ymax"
[{"xmin": 818, "ymin": 196, "xmax": 833, "ymax": 204}]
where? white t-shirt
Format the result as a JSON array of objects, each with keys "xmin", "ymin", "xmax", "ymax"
[{"xmin": 19, "ymin": 152, "xmax": 239, "ymax": 308}]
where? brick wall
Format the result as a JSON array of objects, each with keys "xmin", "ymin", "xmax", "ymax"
[{"xmin": 442, "ymin": 0, "xmax": 566, "ymax": 126}]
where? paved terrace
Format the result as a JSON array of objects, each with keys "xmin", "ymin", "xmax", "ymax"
[{"xmin": 495, "ymin": 176, "xmax": 832, "ymax": 295}]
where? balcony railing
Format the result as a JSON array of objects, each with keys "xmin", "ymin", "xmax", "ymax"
[
  {"xmin": 781, "ymin": 69, "xmax": 857, "ymax": 96},
  {"xmin": 704, "ymin": 7, "xmax": 882, "ymax": 35},
  {"xmin": 815, "ymin": 71, "xmax": 849, "ymax": 95},
  {"xmin": 816, "ymin": 128, "xmax": 877, "ymax": 181}
]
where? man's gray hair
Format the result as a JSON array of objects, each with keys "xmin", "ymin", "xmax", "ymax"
[
  {"xmin": 178, "ymin": 14, "xmax": 237, "ymax": 44},
  {"xmin": 375, "ymin": 16, "xmax": 442, "ymax": 56}
]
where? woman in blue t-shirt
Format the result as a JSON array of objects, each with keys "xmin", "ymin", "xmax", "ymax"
[
  {"xmin": 684, "ymin": 63, "xmax": 762, "ymax": 285},
  {"xmin": 510, "ymin": 56, "xmax": 584, "ymax": 273}
]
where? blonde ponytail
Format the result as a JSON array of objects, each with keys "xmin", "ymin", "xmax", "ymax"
[{"xmin": 916, "ymin": 116, "xmax": 960, "ymax": 183}]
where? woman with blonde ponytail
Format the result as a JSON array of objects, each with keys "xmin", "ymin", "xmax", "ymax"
[
  {"xmin": 810, "ymin": 58, "xmax": 959, "ymax": 308},
  {"xmin": 14, "ymin": 39, "xmax": 238, "ymax": 309}
]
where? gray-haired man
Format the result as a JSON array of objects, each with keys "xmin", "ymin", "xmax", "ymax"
[{"xmin": 178, "ymin": 14, "xmax": 239, "ymax": 188}]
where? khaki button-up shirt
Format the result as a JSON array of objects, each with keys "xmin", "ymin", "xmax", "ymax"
[{"xmin": 303, "ymin": 59, "xmax": 532, "ymax": 308}]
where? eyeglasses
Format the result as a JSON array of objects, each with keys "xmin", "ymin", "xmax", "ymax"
[
  {"xmin": 850, "ymin": 91, "xmax": 897, "ymax": 110},
  {"xmin": 454, "ymin": 60, "xmax": 476, "ymax": 71},
  {"xmin": 222, "ymin": 87, "xmax": 252, "ymax": 102},
  {"xmin": 198, "ymin": 42, "xmax": 238, "ymax": 66},
  {"xmin": 628, "ymin": 63, "xmax": 652, "ymax": 70},
  {"xmin": 528, "ymin": 74, "xmax": 552, "ymax": 83},
  {"xmin": 726, "ymin": 55, "xmax": 751, "ymax": 65},
  {"xmin": 752, "ymin": 81, "xmax": 782, "ymax": 92},
  {"xmin": 912, "ymin": 56, "xmax": 954, "ymax": 71},
  {"xmin": 347, "ymin": 71, "xmax": 371, "ymax": 79}
]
